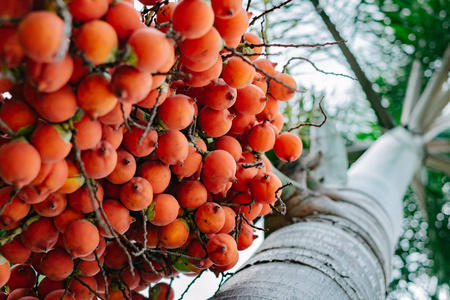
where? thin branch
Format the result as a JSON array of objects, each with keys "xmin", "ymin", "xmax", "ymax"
[
  {"xmin": 282, "ymin": 56, "xmax": 356, "ymax": 80},
  {"xmin": 249, "ymin": 0, "xmax": 293, "ymax": 26},
  {"xmin": 246, "ymin": 0, "xmax": 252, "ymax": 11},
  {"xmin": 242, "ymin": 40, "xmax": 346, "ymax": 49},
  {"xmin": 287, "ymin": 98, "xmax": 327, "ymax": 131},
  {"xmin": 179, "ymin": 269, "xmax": 207, "ymax": 300}
]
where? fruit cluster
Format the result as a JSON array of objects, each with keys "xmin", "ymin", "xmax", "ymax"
[{"xmin": 0, "ymin": 0, "xmax": 303, "ymax": 299}]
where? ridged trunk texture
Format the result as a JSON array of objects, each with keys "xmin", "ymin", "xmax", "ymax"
[{"xmin": 212, "ymin": 127, "xmax": 424, "ymax": 300}]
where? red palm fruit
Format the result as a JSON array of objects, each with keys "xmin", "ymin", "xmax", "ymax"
[
  {"xmin": 69, "ymin": 56, "xmax": 89, "ymax": 85},
  {"xmin": 33, "ymin": 192, "xmax": 67, "ymax": 217},
  {"xmin": 235, "ymin": 84, "xmax": 267, "ymax": 115},
  {"xmin": 187, "ymin": 239, "xmax": 213, "ymax": 269},
  {"xmin": 258, "ymin": 203, "xmax": 272, "ymax": 216},
  {"xmin": 214, "ymin": 7, "xmax": 250, "ymax": 40},
  {"xmin": 217, "ymin": 206, "xmax": 236, "ymax": 234},
  {"xmin": 254, "ymin": 58, "xmax": 279, "ymax": 76},
  {"xmin": 158, "ymin": 218, "xmax": 190, "ymax": 249},
  {"xmin": 77, "ymin": 73, "xmax": 119, "ymax": 119},
  {"xmin": 198, "ymin": 107, "xmax": 234, "ymax": 138},
  {"xmin": 171, "ymin": 139, "xmax": 206, "ymax": 181},
  {"xmin": 201, "ymin": 173, "xmax": 232, "ymax": 196},
  {"xmin": 33, "ymin": 86, "xmax": 78, "ymax": 124},
  {"xmin": 237, "ymin": 222, "xmax": 257, "ymax": 250},
  {"xmin": 137, "ymin": 87, "xmax": 170, "ymax": 109},
  {"xmin": 252, "ymin": 73, "xmax": 268, "ymax": 93},
  {"xmin": 26, "ymin": 54, "xmax": 74, "ymax": 93},
  {"xmin": 270, "ymin": 112, "xmax": 284, "ymax": 133},
  {"xmin": 247, "ymin": 122, "xmax": 276, "ymax": 153},
  {"xmin": 104, "ymin": 2, "xmax": 142, "ymax": 41},
  {"xmin": 156, "ymin": 2, "xmax": 177, "ymax": 33},
  {"xmin": 158, "ymin": 94, "xmax": 195, "ymax": 130},
  {"xmin": 149, "ymin": 282, "xmax": 175, "ymax": 300},
  {"xmin": 16, "ymin": 186, "xmax": 50, "ymax": 205},
  {"xmin": 0, "ymin": 139, "xmax": 41, "ymax": 189},
  {"xmin": 215, "ymin": 136, "xmax": 243, "ymax": 162},
  {"xmin": 120, "ymin": 177, "xmax": 153, "ymax": 211},
  {"xmin": 111, "ymin": 65, "xmax": 153, "ymax": 104},
  {"xmin": 137, "ymin": 160, "xmax": 171, "ymax": 194},
  {"xmin": 243, "ymin": 32, "xmax": 263, "ymax": 61},
  {"xmin": 211, "ymin": 0, "xmax": 243, "ymax": 19},
  {"xmin": 204, "ymin": 79, "xmax": 237, "ymax": 110},
  {"xmin": 106, "ymin": 149, "xmax": 136, "ymax": 184},
  {"xmin": 232, "ymin": 162, "xmax": 258, "ymax": 192},
  {"xmin": 206, "ymin": 233, "xmax": 238, "ymax": 266},
  {"xmin": 81, "ymin": 140, "xmax": 118, "ymax": 179},
  {"xmin": 250, "ymin": 171, "xmax": 282, "ymax": 204},
  {"xmin": 177, "ymin": 180, "xmax": 207, "ymax": 209},
  {"xmin": 0, "ymin": 98, "xmax": 37, "ymax": 134},
  {"xmin": 261, "ymin": 154, "xmax": 273, "ymax": 172},
  {"xmin": 269, "ymin": 73, "xmax": 297, "ymax": 101},
  {"xmin": 128, "ymin": 27, "xmax": 172, "ymax": 73},
  {"xmin": 0, "ymin": 236, "xmax": 31, "ymax": 264},
  {"xmin": 18, "ymin": 11, "xmax": 67, "ymax": 63},
  {"xmin": 43, "ymin": 289, "xmax": 76, "ymax": 300},
  {"xmin": 202, "ymin": 150, "xmax": 237, "ymax": 184},
  {"xmin": 274, "ymin": 132, "xmax": 303, "ymax": 162},
  {"xmin": 75, "ymin": 20, "xmax": 118, "ymax": 66},
  {"xmin": 98, "ymin": 101, "xmax": 132, "ymax": 126},
  {"xmin": 103, "ymin": 240, "xmax": 129, "ymax": 270},
  {"xmin": 68, "ymin": 276, "xmax": 97, "ymax": 300},
  {"xmin": 64, "ymin": 219, "xmax": 100, "ymax": 258},
  {"xmin": 180, "ymin": 52, "xmax": 217, "ymax": 73},
  {"xmin": 222, "ymin": 56, "xmax": 256, "ymax": 89},
  {"xmin": 181, "ymin": 55, "xmax": 223, "ymax": 87},
  {"xmin": 7, "ymin": 264, "xmax": 36, "ymax": 290},
  {"xmin": 80, "ymin": 234, "xmax": 106, "ymax": 261},
  {"xmin": 73, "ymin": 115, "xmax": 102, "ymax": 151},
  {"xmin": 155, "ymin": 130, "xmax": 189, "ymax": 166},
  {"xmin": 31, "ymin": 122, "xmax": 72, "ymax": 163},
  {"xmin": 67, "ymin": 183, "xmax": 104, "ymax": 214},
  {"xmin": 38, "ymin": 278, "xmax": 65, "ymax": 299},
  {"xmin": 101, "ymin": 124, "xmax": 124, "ymax": 150},
  {"xmin": 229, "ymin": 108, "xmax": 256, "ymax": 134},
  {"xmin": 257, "ymin": 94, "xmax": 279, "ymax": 121},
  {"xmin": 0, "ymin": 262, "xmax": 10, "ymax": 289},
  {"xmin": 0, "ymin": 186, "xmax": 30, "ymax": 230},
  {"xmin": 148, "ymin": 193, "xmax": 180, "ymax": 226},
  {"xmin": 195, "ymin": 202, "xmax": 225, "ymax": 233},
  {"xmin": 172, "ymin": 0, "xmax": 214, "ymax": 39},
  {"xmin": 78, "ymin": 256, "xmax": 103, "ymax": 277},
  {"xmin": 40, "ymin": 248, "xmax": 74, "ymax": 281},
  {"xmin": 98, "ymin": 199, "xmax": 133, "ymax": 238},
  {"xmin": 4, "ymin": 288, "xmax": 36, "ymax": 298},
  {"xmin": 20, "ymin": 217, "xmax": 59, "ymax": 253},
  {"xmin": 68, "ymin": 0, "xmax": 109, "ymax": 22},
  {"xmin": 180, "ymin": 27, "xmax": 222, "ymax": 64},
  {"xmin": 102, "ymin": 178, "xmax": 123, "ymax": 199},
  {"xmin": 53, "ymin": 207, "xmax": 84, "ymax": 233},
  {"xmin": 0, "ymin": 1, "xmax": 33, "ymax": 24},
  {"xmin": 231, "ymin": 192, "xmax": 262, "ymax": 221},
  {"xmin": 122, "ymin": 122, "xmax": 158, "ymax": 157}
]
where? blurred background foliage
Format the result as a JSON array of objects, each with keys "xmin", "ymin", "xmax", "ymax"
[{"xmin": 248, "ymin": 0, "xmax": 449, "ymax": 298}]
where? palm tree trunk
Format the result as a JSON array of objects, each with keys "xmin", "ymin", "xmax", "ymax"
[{"xmin": 212, "ymin": 127, "xmax": 424, "ymax": 299}]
